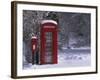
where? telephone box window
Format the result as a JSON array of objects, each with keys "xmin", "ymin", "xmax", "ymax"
[{"xmin": 45, "ymin": 32, "xmax": 53, "ymax": 63}]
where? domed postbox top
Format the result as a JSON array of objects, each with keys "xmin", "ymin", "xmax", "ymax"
[
  {"xmin": 41, "ymin": 20, "xmax": 57, "ymax": 25},
  {"xmin": 31, "ymin": 36, "xmax": 37, "ymax": 39}
]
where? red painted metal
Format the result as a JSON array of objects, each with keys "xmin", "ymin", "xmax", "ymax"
[
  {"xmin": 40, "ymin": 21, "xmax": 58, "ymax": 64},
  {"xmin": 31, "ymin": 37, "xmax": 38, "ymax": 54}
]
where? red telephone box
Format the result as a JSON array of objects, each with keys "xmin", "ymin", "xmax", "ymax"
[{"xmin": 40, "ymin": 20, "xmax": 58, "ymax": 64}]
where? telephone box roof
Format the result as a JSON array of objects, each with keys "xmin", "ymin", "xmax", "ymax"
[{"xmin": 41, "ymin": 20, "xmax": 57, "ymax": 25}]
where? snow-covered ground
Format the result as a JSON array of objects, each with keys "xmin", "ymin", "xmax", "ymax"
[{"xmin": 23, "ymin": 48, "xmax": 91, "ymax": 70}]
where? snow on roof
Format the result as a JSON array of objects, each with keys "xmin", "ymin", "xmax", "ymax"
[
  {"xmin": 31, "ymin": 36, "xmax": 37, "ymax": 39},
  {"xmin": 41, "ymin": 20, "xmax": 57, "ymax": 25}
]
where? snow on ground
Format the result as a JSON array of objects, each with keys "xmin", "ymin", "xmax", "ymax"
[
  {"xmin": 62, "ymin": 46, "xmax": 90, "ymax": 50},
  {"xmin": 23, "ymin": 48, "xmax": 91, "ymax": 70}
]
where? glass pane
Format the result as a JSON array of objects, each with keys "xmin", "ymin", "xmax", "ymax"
[{"xmin": 45, "ymin": 32, "xmax": 53, "ymax": 63}]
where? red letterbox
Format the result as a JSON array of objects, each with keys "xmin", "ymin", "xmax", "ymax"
[
  {"xmin": 31, "ymin": 36, "xmax": 38, "ymax": 64},
  {"xmin": 40, "ymin": 20, "xmax": 58, "ymax": 64},
  {"xmin": 31, "ymin": 36, "xmax": 38, "ymax": 53}
]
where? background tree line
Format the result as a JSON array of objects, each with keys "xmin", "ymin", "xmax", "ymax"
[{"xmin": 23, "ymin": 10, "xmax": 90, "ymax": 64}]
